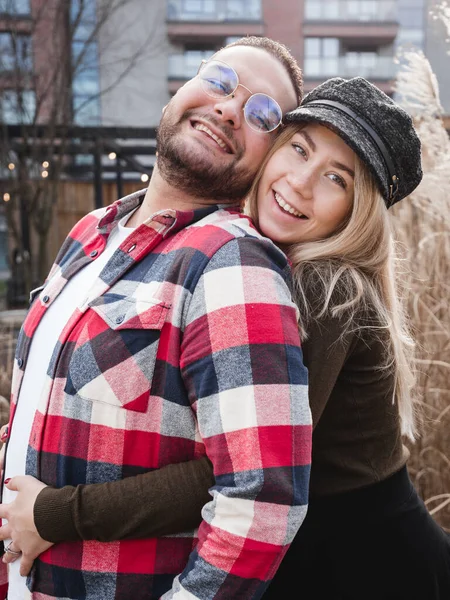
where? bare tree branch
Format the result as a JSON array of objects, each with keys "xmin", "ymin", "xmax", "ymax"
[{"xmin": 1, "ymin": 0, "xmax": 165, "ymax": 290}]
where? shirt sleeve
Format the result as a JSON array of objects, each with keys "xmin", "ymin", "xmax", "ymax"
[
  {"xmin": 34, "ymin": 457, "xmax": 214, "ymax": 542},
  {"xmin": 166, "ymin": 236, "xmax": 312, "ymax": 599}
]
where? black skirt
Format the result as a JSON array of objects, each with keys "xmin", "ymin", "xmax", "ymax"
[{"xmin": 263, "ymin": 466, "xmax": 450, "ymax": 600}]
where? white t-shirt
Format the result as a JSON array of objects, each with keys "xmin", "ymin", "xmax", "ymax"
[{"xmin": 3, "ymin": 214, "xmax": 135, "ymax": 599}]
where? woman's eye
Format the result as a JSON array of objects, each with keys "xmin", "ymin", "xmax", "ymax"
[
  {"xmin": 292, "ymin": 143, "xmax": 306, "ymax": 157},
  {"xmin": 328, "ymin": 173, "xmax": 346, "ymax": 189}
]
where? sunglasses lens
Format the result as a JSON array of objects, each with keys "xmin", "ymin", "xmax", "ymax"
[
  {"xmin": 244, "ymin": 93, "xmax": 282, "ymax": 133},
  {"xmin": 199, "ymin": 61, "xmax": 238, "ymax": 98}
]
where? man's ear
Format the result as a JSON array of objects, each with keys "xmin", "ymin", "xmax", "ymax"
[{"xmin": 162, "ymin": 104, "xmax": 167, "ymax": 114}]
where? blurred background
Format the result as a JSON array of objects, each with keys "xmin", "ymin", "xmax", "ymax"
[{"xmin": 0, "ymin": 0, "xmax": 449, "ymax": 528}]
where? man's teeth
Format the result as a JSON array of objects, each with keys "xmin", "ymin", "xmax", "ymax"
[
  {"xmin": 194, "ymin": 123, "xmax": 228, "ymax": 151},
  {"xmin": 274, "ymin": 192, "xmax": 304, "ymax": 218}
]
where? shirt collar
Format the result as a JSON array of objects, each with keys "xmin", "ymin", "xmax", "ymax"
[{"xmin": 97, "ymin": 188, "xmax": 241, "ymax": 236}]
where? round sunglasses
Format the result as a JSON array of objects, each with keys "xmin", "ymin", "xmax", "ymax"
[{"xmin": 197, "ymin": 59, "xmax": 283, "ymax": 134}]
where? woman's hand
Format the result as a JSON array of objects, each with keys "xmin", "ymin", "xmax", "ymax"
[{"xmin": 0, "ymin": 476, "xmax": 54, "ymax": 576}]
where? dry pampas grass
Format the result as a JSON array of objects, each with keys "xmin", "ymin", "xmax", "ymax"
[{"xmin": 391, "ymin": 46, "xmax": 450, "ymax": 530}]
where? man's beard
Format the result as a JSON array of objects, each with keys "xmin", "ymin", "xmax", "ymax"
[{"xmin": 156, "ymin": 108, "xmax": 255, "ymax": 202}]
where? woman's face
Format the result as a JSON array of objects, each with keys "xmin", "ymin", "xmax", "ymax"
[{"xmin": 256, "ymin": 122, "xmax": 356, "ymax": 246}]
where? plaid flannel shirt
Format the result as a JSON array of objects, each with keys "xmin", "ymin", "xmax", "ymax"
[{"xmin": 3, "ymin": 188, "xmax": 312, "ymax": 599}]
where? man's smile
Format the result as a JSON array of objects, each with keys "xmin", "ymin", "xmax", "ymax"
[{"xmin": 190, "ymin": 120, "xmax": 234, "ymax": 154}]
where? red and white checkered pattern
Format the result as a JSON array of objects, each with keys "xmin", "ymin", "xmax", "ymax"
[{"xmin": 3, "ymin": 189, "xmax": 312, "ymax": 599}]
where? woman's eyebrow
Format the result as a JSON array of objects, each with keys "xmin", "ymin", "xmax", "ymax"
[
  {"xmin": 332, "ymin": 161, "xmax": 355, "ymax": 179},
  {"xmin": 298, "ymin": 129, "xmax": 316, "ymax": 150}
]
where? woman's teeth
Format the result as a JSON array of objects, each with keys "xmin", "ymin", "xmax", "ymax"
[{"xmin": 274, "ymin": 192, "xmax": 304, "ymax": 218}]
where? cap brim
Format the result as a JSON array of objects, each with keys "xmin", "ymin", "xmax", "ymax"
[{"xmin": 285, "ymin": 105, "xmax": 390, "ymax": 201}]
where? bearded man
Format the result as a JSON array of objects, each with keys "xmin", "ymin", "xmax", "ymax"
[{"xmin": 0, "ymin": 37, "xmax": 311, "ymax": 600}]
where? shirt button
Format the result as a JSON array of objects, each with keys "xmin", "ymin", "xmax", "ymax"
[
  {"xmin": 127, "ymin": 244, "xmax": 136, "ymax": 253},
  {"xmin": 90, "ymin": 250, "xmax": 98, "ymax": 258},
  {"xmin": 115, "ymin": 315, "xmax": 124, "ymax": 324},
  {"xmin": 17, "ymin": 358, "xmax": 23, "ymax": 368},
  {"xmin": 42, "ymin": 295, "xmax": 50, "ymax": 303}
]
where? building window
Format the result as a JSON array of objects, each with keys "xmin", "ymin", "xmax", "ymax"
[
  {"xmin": 305, "ymin": 0, "xmax": 339, "ymax": 19},
  {"xmin": 227, "ymin": 0, "xmax": 259, "ymax": 18},
  {"xmin": 0, "ymin": 32, "xmax": 33, "ymax": 72},
  {"xmin": 167, "ymin": 0, "xmax": 219, "ymax": 19},
  {"xmin": 304, "ymin": 38, "xmax": 394, "ymax": 79},
  {"xmin": 167, "ymin": 0, "xmax": 261, "ymax": 21},
  {"xmin": 304, "ymin": 38, "xmax": 339, "ymax": 77},
  {"xmin": 395, "ymin": 28, "xmax": 424, "ymax": 47},
  {"xmin": 0, "ymin": 89, "xmax": 36, "ymax": 124},
  {"xmin": 345, "ymin": 51, "xmax": 377, "ymax": 76},
  {"xmin": 168, "ymin": 49, "xmax": 215, "ymax": 79},
  {"xmin": 347, "ymin": 0, "xmax": 377, "ymax": 19},
  {"xmin": 184, "ymin": 0, "xmax": 215, "ymax": 15},
  {"xmin": 0, "ymin": 0, "xmax": 31, "ymax": 15},
  {"xmin": 72, "ymin": 95, "xmax": 101, "ymax": 125},
  {"xmin": 225, "ymin": 36, "xmax": 242, "ymax": 45},
  {"xmin": 396, "ymin": 0, "xmax": 425, "ymax": 49},
  {"xmin": 71, "ymin": 0, "xmax": 101, "ymax": 125},
  {"xmin": 398, "ymin": 0, "xmax": 425, "ymax": 29},
  {"xmin": 304, "ymin": 0, "xmax": 397, "ymax": 21}
]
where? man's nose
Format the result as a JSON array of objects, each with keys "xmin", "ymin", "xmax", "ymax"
[{"xmin": 213, "ymin": 94, "xmax": 244, "ymax": 129}]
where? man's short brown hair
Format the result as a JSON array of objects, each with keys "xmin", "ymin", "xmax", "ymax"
[{"xmin": 223, "ymin": 36, "xmax": 303, "ymax": 105}]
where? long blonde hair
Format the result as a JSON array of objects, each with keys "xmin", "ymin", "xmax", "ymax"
[{"xmin": 245, "ymin": 123, "xmax": 419, "ymax": 440}]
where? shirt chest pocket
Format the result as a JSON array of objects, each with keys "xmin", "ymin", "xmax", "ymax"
[{"xmin": 66, "ymin": 296, "xmax": 170, "ymax": 412}]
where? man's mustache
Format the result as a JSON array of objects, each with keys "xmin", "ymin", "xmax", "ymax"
[{"xmin": 179, "ymin": 110, "xmax": 241, "ymax": 157}]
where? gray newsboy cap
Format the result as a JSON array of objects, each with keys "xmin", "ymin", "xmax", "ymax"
[{"xmin": 284, "ymin": 77, "xmax": 423, "ymax": 208}]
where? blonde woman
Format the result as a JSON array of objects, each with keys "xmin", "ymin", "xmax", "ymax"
[{"xmin": 3, "ymin": 77, "xmax": 450, "ymax": 599}]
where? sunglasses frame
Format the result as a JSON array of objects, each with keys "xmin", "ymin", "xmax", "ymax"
[{"xmin": 196, "ymin": 59, "xmax": 283, "ymax": 134}]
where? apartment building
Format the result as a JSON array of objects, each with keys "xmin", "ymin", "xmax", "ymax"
[
  {"xmin": 1, "ymin": 0, "xmax": 447, "ymax": 127},
  {"xmin": 300, "ymin": 0, "xmax": 399, "ymax": 94},
  {"xmin": 166, "ymin": 0, "xmax": 436, "ymax": 96},
  {"xmin": 103, "ymin": 0, "xmax": 446, "ymax": 124},
  {"xmin": 0, "ymin": 0, "xmax": 446, "ymax": 142}
]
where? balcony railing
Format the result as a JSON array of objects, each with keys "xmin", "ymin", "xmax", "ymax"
[
  {"xmin": 304, "ymin": 55, "xmax": 396, "ymax": 80},
  {"xmin": 167, "ymin": 0, "xmax": 262, "ymax": 22},
  {"xmin": 304, "ymin": 0, "xmax": 397, "ymax": 22}
]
